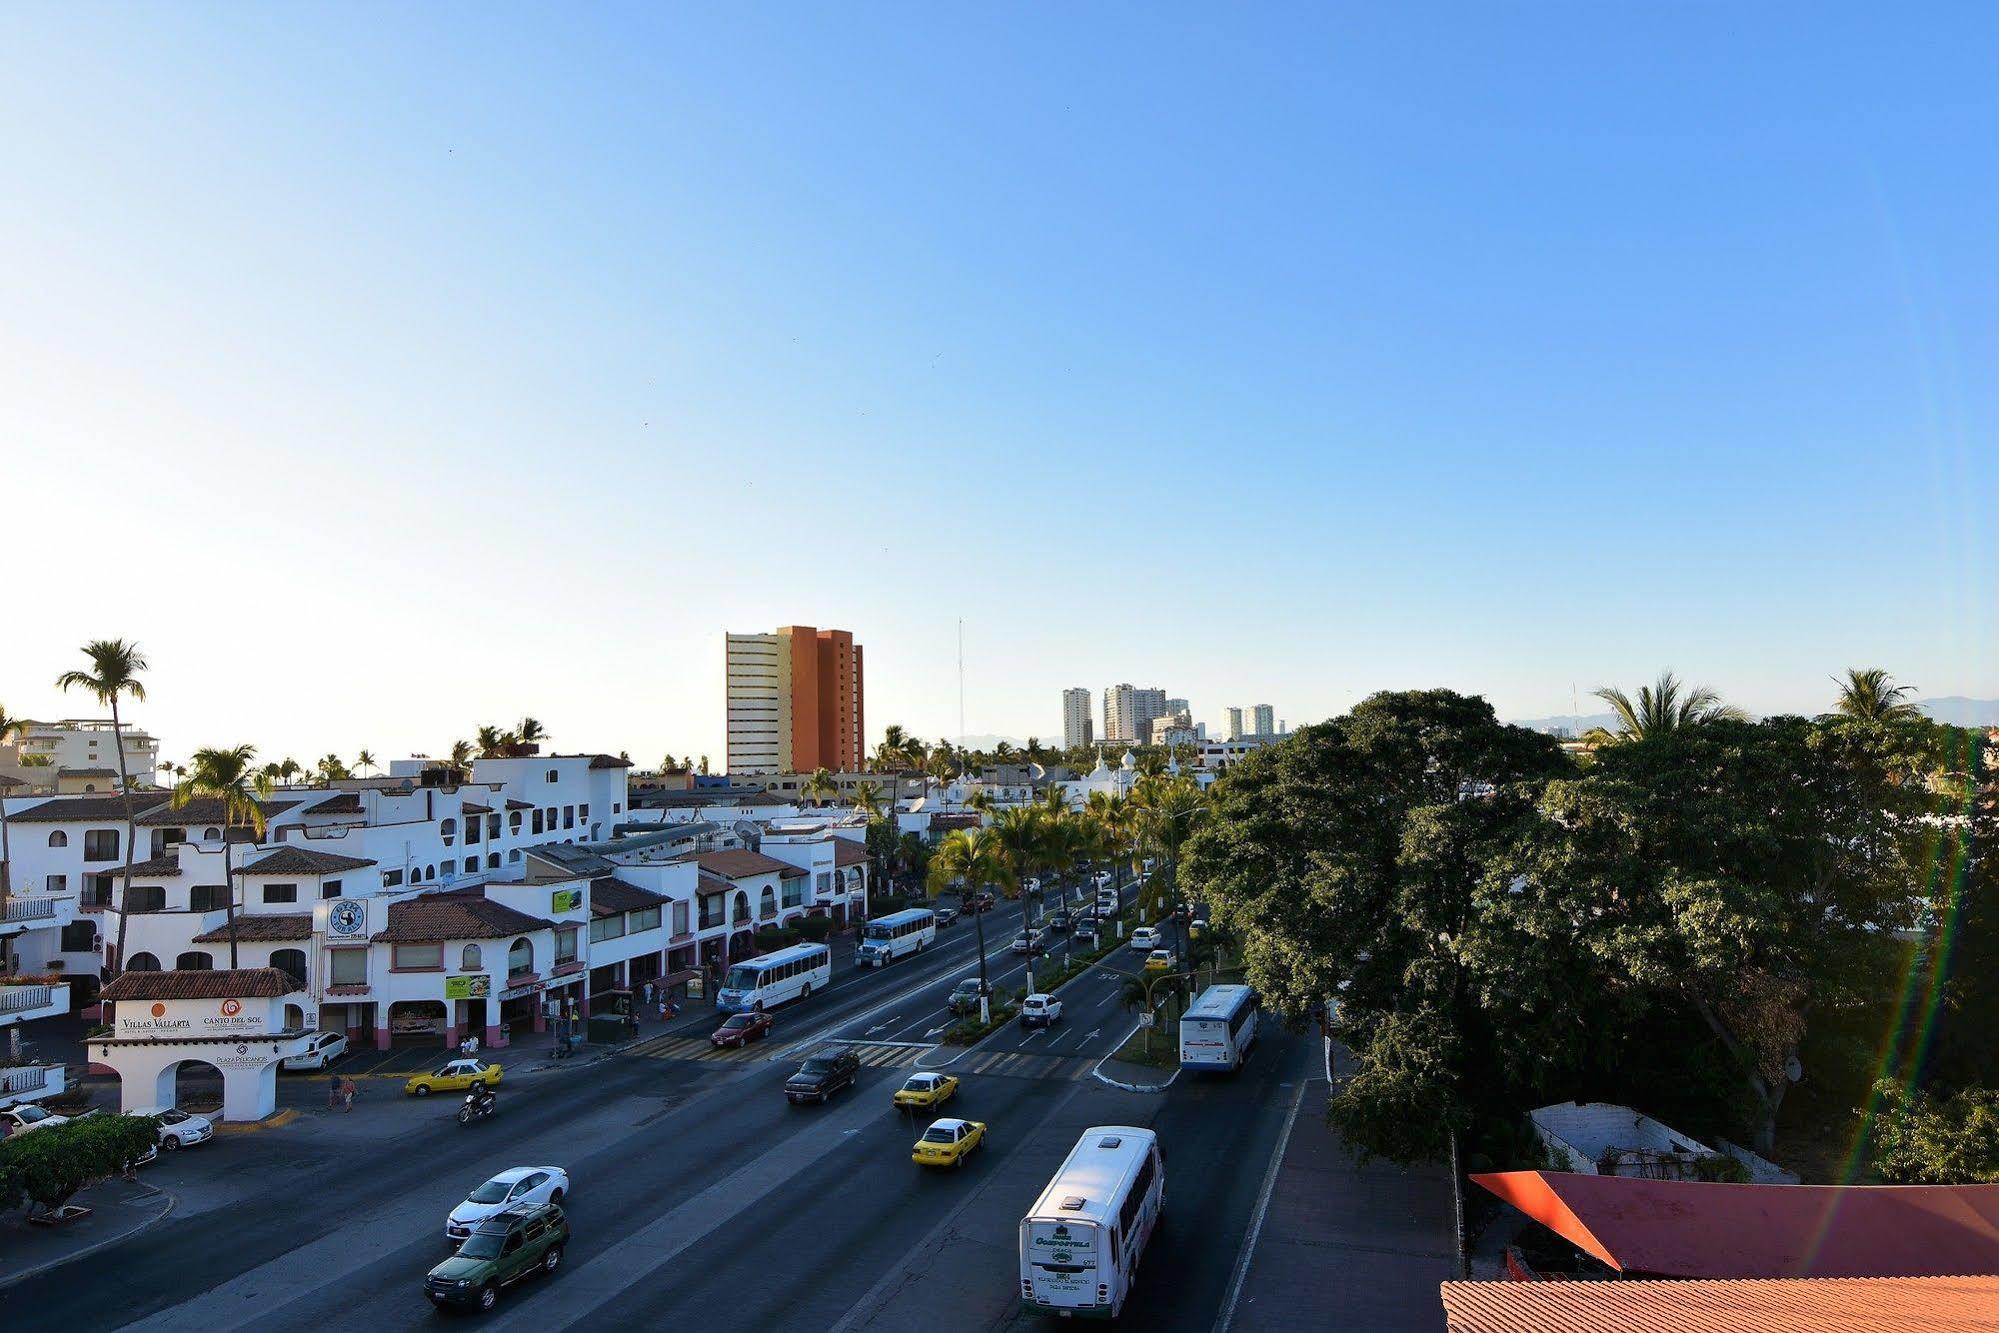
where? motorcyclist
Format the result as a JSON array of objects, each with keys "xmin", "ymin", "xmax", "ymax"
[{"xmin": 465, "ymin": 1082, "xmax": 495, "ymax": 1114}]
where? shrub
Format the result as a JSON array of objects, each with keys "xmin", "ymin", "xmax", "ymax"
[
  {"xmin": 0, "ymin": 1113, "xmax": 161, "ymax": 1215},
  {"xmin": 795, "ymin": 915, "xmax": 835, "ymax": 943},
  {"xmin": 1870, "ymin": 1081, "xmax": 1999, "ymax": 1184}
]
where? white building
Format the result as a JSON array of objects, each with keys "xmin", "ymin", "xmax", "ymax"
[
  {"xmin": 1225, "ymin": 707, "xmax": 1244, "ymax": 741},
  {"xmin": 1, "ymin": 718, "xmax": 161, "ymax": 791},
  {"xmin": 1250, "ymin": 704, "xmax": 1276, "ymax": 738},
  {"xmin": 1062, "ymin": 688, "xmax": 1093, "ymax": 750},
  {"xmin": 1148, "ymin": 711, "xmax": 1197, "ymax": 748},
  {"xmin": 1103, "ymin": 684, "xmax": 1168, "ymax": 745}
]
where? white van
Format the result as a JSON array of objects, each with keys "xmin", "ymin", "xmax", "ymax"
[{"xmin": 1019, "ymin": 1127, "xmax": 1163, "ymax": 1318}]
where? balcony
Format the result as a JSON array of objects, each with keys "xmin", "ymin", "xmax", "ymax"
[
  {"xmin": 0, "ymin": 981, "xmax": 71, "ymax": 1027},
  {"xmin": 0, "ymin": 1063, "xmax": 67, "ymax": 1109},
  {"xmin": 0, "ymin": 894, "xmax": 76, "ymax": 938}
]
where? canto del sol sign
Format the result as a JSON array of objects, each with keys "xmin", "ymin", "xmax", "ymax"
[{"xmin": 116, "ymin": 996, "xmax": 276, "ymax": 1039}]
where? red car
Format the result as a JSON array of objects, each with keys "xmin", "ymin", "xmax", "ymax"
[
  {"xmin": 962, "ymin": 891, "xmax": 997, "ymax": 914},
  {"xmin": 711, "ymin": 1011, "xmax": 773, "ymax": 1048}
]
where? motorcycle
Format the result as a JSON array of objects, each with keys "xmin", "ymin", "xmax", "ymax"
[{"xmin": 456, "ymin": 1089, "xmax": 496, "ymax": 1126}]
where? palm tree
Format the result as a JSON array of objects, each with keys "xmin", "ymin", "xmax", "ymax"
[
  {"xmin": 928, "ymin": 827, "xmax": 1014, "ymax": 1022},
  {"xmin": 1024, "ymin": 736, "xmax": 1048, "ymax": 765},
  {"xmin": 924, "ymin": 750, "xmax": 956, "ymax": 810},
  {"xmin": 1592, "ymin": 671, "xmax": 1744, "ymax": 742},
  {"xmin": 1131, "ymin": 774, "xmax": 1208, "ymax": 929},
  {"xmin": 1833, "ymin": 668, "xmax": 1921, "ymax": 723},
  {"xmin": 277, "ymin": 757, "xmax": 301, "ymax": 786},
  {"xmin": 447, "ymin": 740, "xmax": 476, "ymax": 782},
  {"xmin": 514, "ymin": 717, "xmax": 548, "ymax": 755},
  {"xmin": 963, "ymin": 785, "xmax": 994, "ymax": 818},
  {"xmin": 850, "ymin": 781, "xmax": 886, "ymax": 820},
  {"xmin": 0, "ymin": 704, "xmax": 21, "ymax": 905},
  {"xmin": 315, "ymin": 754, "xmax": 352, "ymax": 785},
  {"xmin": 698, "ymin": 754, "xmax": 711, "ymax": 776},
  {"xmin": 801, "ymin": 766, "xmax": 839, "ymax": 808},
  {"xmin": 475, "ymin": 725, "xmax": 510, "ymax": 759},
  {"xmin": 173, "ymin": 746, "xmax": 271, "ymax": 969},
  {"xmin": 56, "ymin": 639, "xmax": 148, "ymax": 977},
  {"xmin": 989, "ymin": 806, "xmax": 1049, "ymax": 951},
  {"xmin": 355, "ymin": 749, "xmax": 378, "ymax": 777}
]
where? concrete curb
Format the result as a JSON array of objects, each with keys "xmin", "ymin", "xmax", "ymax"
[
  {"xmin": 0, "ymin": 1184, "xmax": 175, "ymax": 1293},
  {"xmin": 1089, "ymin": 1018, "xmax": 1181, "ymax": 1093}
]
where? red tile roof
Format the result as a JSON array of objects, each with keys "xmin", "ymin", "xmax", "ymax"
[
  {"xmin": 832, "ymin": 840, "xmax": 868, "ymax": 867},
  {"xmin": 371, "ymin": 894, "xmax": 553, "ymax": 943},
  {"xmin": 191, "ymin": 913, "xmax": 313, "ymax": 943},
  {"xmin": 8, "ymin": 793, "xmax": 169, "ymax": 823},
  {"xmin": 234, "ymin": 846, "xmax": 376, "ymax": 876},
  {"xmin": 305, "ymin": 793, "xmax": 364, "ymax": 815},
  {"xmin": 135, "ymin": 797, "xmax": 303, "ymax": 826},
  {"xmin": 589, "ymin": 877, "xmax": 670, "ymax": 916},
  {"xmin": 692, "ymin": 850, "xmax": 808, "ymax": 880},
  {"xmin": 1471, "ymin": 1171, "xmax": 1999, "ymax": 1280},
  {"xmin": 1439, "ymin": 1275, "xmax": 1999, "ymax": 1332},
  {"xmin": 99, "ymin": 967, "xmax": 301, "ymax": 1000},
  {"xmin": 115, "ymin": 856, "xmax": 185, "ymax": 879}
]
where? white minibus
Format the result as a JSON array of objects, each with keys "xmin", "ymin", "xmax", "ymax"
[{"xmin": 1019, "ymin": 1126, "xmax": 1163, "ymax": 1318}]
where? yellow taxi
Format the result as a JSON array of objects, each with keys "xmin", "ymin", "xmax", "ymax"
[
  {"xmin": 911, "ymin": 1117, "xmax": 987, "ymax": 1168},
  {"xmin": 892, "ymin": 1071, "xmax": 960, "ymax": 1110},
  {"xmin": 1143, "ymin": 948, "xmax": 1173, "ymax": 973},
  {"xmin": 404, "ymin": 1058, "xmax": 505, "ymax": 1097}
]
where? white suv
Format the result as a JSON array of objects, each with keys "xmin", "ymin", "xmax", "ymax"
[{"xmin": 1129, "ymin": 926, "xmax": 1161, "ymax": 951}]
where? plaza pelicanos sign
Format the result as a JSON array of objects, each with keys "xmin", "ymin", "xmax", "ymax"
[{"xmin": 116, "ymin": 996, "xmax": 276, "ymax": 1040}]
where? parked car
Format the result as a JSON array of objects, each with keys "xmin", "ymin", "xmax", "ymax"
[
  {"xmin": 405, "ymin": 1059, "xmax": 504, "ymax": 1097},
  {"xmin": 1129, "ymin": 926, "xmax": 1161, "ymax": 951},
  {"xmin": 126, "ymin": 1106, "xmax": 213, "ymax": 1151},
  {"xmin": 1019, "ymin": 993, "xmax": 1063, "ymax": 1027},
  {"xmin": 1144, "ymin": 948, "xmax": 1173, "ymax": 973},
  {"xmin": 282, "ymin": 1030, "xmax": 349, "ymax": 1071},
  {"xmin": 785, "ymin": 1049, "xmax": 861, "ymax": 1105},
  {"xmin": 711, "ymin": 1011, "xmax": 773, "ymax": 1049},
  {"xmin": 911, "ymin": 1117, "xmax": 987, "ymax": 1169},
  {"xmin": 892, "ymin": 1071, "xmax": 960, "ymax": 1110},
  {"xmin": 947, "ymin": 978, "xmax": 986, "ymax": 1016},
  {"xmin": 0, "ymin": 1104, "xmax": 70, "ymax": 1137},
  {"xmin": 445, "ymin": 1167, "xmax": 571, "ymax": 1245},
  {"xmin": 425, "ymin": 1201, "xmax": 568, "ymax": 1312}
]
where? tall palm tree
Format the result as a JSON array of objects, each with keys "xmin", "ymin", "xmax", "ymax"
[
  {"xmin": 989, "ymin": 807, "xmax": 1048, "ymax": 943},
  {"xmin": 924, "ymin": 750, "xmax": 956, "ymax": 810},
  {"xmin": 1592, "ymin": 671, "xmax": 1744, "ymax": 742},
  {"xmin": 355, "ymin": 749, "xmax": 378, "ymax": 777},
  {"xmin": 56, "ymin": 639, "xmax": 148, "ymax": 978},
  {"xmin": 315, "ymin": 754, "xmax": 352, "ymax": 785},
  {"xmin": 0, "ymin": 704, "xmax": 21, "ymax": 905},
  {"xmin": 1832, "ymin": 668, "xmax": 1921, "ymax": 723},
  {"xmin": 801, "ymin": 766, "xmax": 838, "ymax": 808},
  {"xmin": 447, "ymin": 740, "xmax": 476, "ymax": 781},
  {"xmin": 513, "ymin": 717, "xmax": 547, "ymax": 755},
  {"xmin": 1131, "ymin": 774, "xmax": 1208, "ymax": 925},
  {"xmin": 963, "ymin": 785, "xmax": 994, "ymax": 818},
  {"xmin": 173, "ymin": 746, "xmax": 271, "ymax": 969},
  {"xmin": 475, "ymin": 725, "xmax": 510, "ymax": 759},
  {"xmin": 928, "ymin": 827, "xmax": 1014, "ymax": 1022},
  {"xmin": 1023, "ymin": 736, "xmax": 1048, "ymax": 765},
  {"xmin": 850, "ymin": 781, "xmax": 886, "ymax": 820},
  {"xmin": 277, "ymin": 757, "xmax": 301, "ymax": 786}
]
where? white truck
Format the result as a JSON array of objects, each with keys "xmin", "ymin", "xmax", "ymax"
[{"xmin": 1019, "ymin": 993, "xmax": 1064, "ymax": 1027}]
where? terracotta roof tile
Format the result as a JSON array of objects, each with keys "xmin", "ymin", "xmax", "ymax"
[
  {"xmin": 1439, "ymin": 1275, "xmax": 1999, "ymax": 1332},
  {"xmin": 832, "ymin": 840, "xmax": 868, "ymax": 867},
  {"xmin": 235, "ymin": 846, "xmax": 376, "ymax": 877},
  {"xmin": 135, "ymin": 797, "xmax": 302, "ymax": 826},
  {"xmin": 190, "ymin": 913, "xmax": 313, "ymax": 943},
  {"xmin": 99, "ymin": 966, "xmax": 301, "ymax": 1001},
  {"xmin": 305, "ymin": 793, "xmax": 363, "ymax": 814},
  {"xmin": 371, "ymin": 894, "xmax": 553, "ymax": 943},
  {"xmin": 115, "ymin": 855, "xmax": 185, "ymax": 879},
  {"xmin": 589, "ymin": 877, "xmax": 670, "ymax": 916},
  {"xmin": 693, "ymin": 850, "xmax": 808, "ymax": 880},
  {"xmin": 7, "ymin": 793, "xmax": 170, "ymax": 823}
]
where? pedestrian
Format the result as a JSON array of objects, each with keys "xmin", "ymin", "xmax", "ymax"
[
  {"xmin": 642, "ymin": 980, "xmax": 655, "ymax": 1010},
  {"xmin": 658, "ymin": 997, "xmax": 669, "ymax": 1023}
]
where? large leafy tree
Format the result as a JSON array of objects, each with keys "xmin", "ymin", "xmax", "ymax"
[
  {"xmin": 0, "ymin": 1113, "xmax": 161, "ymax": 1215},
  {"xmin": 55, "ymin": 639, "xmax": 149, "ymax": 979}
]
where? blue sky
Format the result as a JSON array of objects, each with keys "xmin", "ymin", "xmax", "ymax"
[{"xmin": 3, "ymin": 4, "xmax": 1993, "ymax": 766}]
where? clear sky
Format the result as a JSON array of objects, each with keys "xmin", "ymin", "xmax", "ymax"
[{"xmin": 3, "ymin": 4, "xmax": 1993, "ymax": 768}]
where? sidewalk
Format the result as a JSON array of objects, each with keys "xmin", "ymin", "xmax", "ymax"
[
  {"xmin": 1224, "ymin": 1052, "xmax": 1460, "ymax": 1332},
  {"xmin": 0, "ymin": 1177, "xmax": 173, "ymax": 1290}
]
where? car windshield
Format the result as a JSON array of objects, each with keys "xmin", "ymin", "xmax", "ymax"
[
  {"xmin": 721, "ymin": 1015, "xmax": 751, "ymax": 1029},
  {"xmin": 800, "ymin": 1059, "xmax": 833, "ymax": 1075},
  {"xmin": 921, "ymin": 1127, "xmax": 957, "ymax": 1143},
  {"xmin": 459, "ymin": 1231, "xmax": 506, "ymax": 1259},
  {"xmin": 16, "ymin": 1106, "xmax": 49, "ymax": 1124},
  {"xmin": 160, "ymin": 1110, "xmax": 187, "ymax": 1125},
  {"xmin": 467, "ymin": 1179, "xmax": 513, "ymax": 1204}
]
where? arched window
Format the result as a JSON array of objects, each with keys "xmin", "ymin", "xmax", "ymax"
[
  {"xmin": 271, "ymin": 948, "xmax": 307, "ymax": 987},
  {"xmin": 759, "ymin": 886, "xmax": 776, "ymax": 919},
  {"xmin": 486, "ymin": 853, "xmax": 500, "ymax": 870},
  {"xmin": 440, "ymin": 817, "xmax": 458, "ymax": 846},
  {"xmin": 204, "ymin": 828, "xmax": 220, "ymax": 841},
  {"xmin": 48, "ymin": 831, "xmax": 67, "ymax": 848},
  {"xmin": 425, "ymin": 865, "xmax": 436, "ymax": 881},
  {"xmin": 733, "ymin": 892, "xmax": 750, "ymax": 924},
  {"xmin": 460, "ymin": 944, "xmax": 483, "ymax": 971},
  {"xmin": 176, "ymin": 951, "xmax": 213, "ymax": 970},
  {"xmin": 126, "ymin": 952, "xmax": 161, "ymax": 972},
  {"xmin": 508, "ymin": 849, "xmax": 521, "ymax": 863},
  {"xmin": 507, "ymin": 937, "xmax": 533, "ymax": 976},
  {"xmin": 464, "ymin": 857, "xmax": 477, "ymax": 873},
  {"xmin": 82, "ymin": 783, "xmax": 97, "ymax": 792},
  {"xmin": 509, "ymin": 812, "xmax": 523, "ymax": 835}
]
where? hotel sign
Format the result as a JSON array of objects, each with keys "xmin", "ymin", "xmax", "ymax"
[{"xmin": 116, "ymin": 996, "xmax": 275, "ymax": 1039}]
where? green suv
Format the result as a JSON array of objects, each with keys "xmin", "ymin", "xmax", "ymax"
[{"xmin": 425, "ymin": 1201, "xmax": 568, "ymax": 1312}]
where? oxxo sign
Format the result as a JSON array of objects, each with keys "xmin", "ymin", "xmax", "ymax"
[{"xmin": 116, "ymin": 996, "xmax": 276, "ymax": 1039}]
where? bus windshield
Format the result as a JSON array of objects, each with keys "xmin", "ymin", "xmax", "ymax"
[
  {"xmin": 863, "ymin": 923, "xmax": 893, "ymax": 941},
  {"xmin": 724, "ymin": 966, "xmax": 758, "ymax": 990}
]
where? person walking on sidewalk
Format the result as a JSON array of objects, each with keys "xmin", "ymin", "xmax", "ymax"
[{"xmin": 642, "ymin": 980, "xmax": 655, "ymax": 1011}]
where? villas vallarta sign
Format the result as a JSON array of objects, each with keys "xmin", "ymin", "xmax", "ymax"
[{"xmin": 116, "ymin": 996, "xmax": 276, "ymax": 1040}]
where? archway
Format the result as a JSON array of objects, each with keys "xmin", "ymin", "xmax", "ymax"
[
  {"xmin": 164, "ymin": 1057, "xmax": 225, "ymax": 1116},
  {"xmin": 283, "ymin": 1002, "xmax": 307, "ymax": 1030}
]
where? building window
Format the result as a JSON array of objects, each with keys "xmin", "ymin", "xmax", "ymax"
[
  {"xmin": 382, "ymin": 869, "xmax": 404, "ymax": 888},
  {"xmin": 546, "ymin": 769, "xmax": 558, "ymax": 784},
  {"xmin": 672, "ymin": 902, "xmax": 689, "ymax": 936},
  {"xmin": 83, "ymin": 829, "xmax": 119, "ymax": 862},
  {"xmin": 816, "ymin": 872, "xmax": 832, "ymax": 894},
  {"xmin": 323, "ymin": 879, "xmax": 343, "ymax": 899},
  {"xmin": 203, "ymin": 828, "xmax": 220, "ymax": 841},
  {"xmin": 509, "ymin": 811, "xmax": 523, "ymax": 835},
  {"xmin": 425, "ymin": 865, "xmax": 436, "ymax": 881},
  {"xmin": 486, "ymin": 853, "xmax": 500, "ymax": 869},
  {"xmin": 392, "ymin": 943, "xmax": 443, "ymax": 970},
  {"xmin": 532, "ymin": 810, "xmax": 544, "ymax": 835},
  {"xmin": 460, "ymin": 944, "xmax": 483, "ymax": 970},
  {"xmin": 508, "ymin": 849, "xmax": 521, "ymax": 863},
  {"xmin": 759, "ymin": 886, "xmax": 776, "ymax": 919},
  {"xmin": 176, "ymin": 951, "xmax": 214, "ymax": 970},
  {"xmin": 555, "ymin": 927, "xmax": 578, "ymax": 965},
  {"xmin": 699, "ymin": 897, "xmax": 725, "ymax": 930},
  {"xmin": 126, "ymin": 951, "xmax": 160, "ymax": 971},
  {"xmin": 629, "ymin": 906, "xmax": 660, "ymax": 934},
  {"xmin": 508, "ymin": 937, "xmax": 534, "ymax": 976},
  {"xmin": 46, "ymin": 874, "xmax": 68, "ymax": 895},
  {"xmin": 563, "ymin": 806, "xmax": 574, "ymax": 830},
  {"xmin": 440, "ymin": 818, "xmax": 458, "ymax": 847},
  {"xmin": 329, "ymin": 948, "xmax": 367, "ymax": 986},
  {"xmin": 464, "ymin": 857, "xmax": 477, "ymax": 874},
  {"xmin": 130, "ymin": 885, "xmax": 168, "ymax": 912},
  {"xmin": 190, "ymin": 885, "xmax": 229, "ymax": 911},
  {"xmin": 590, "ymin": 915, "xmax": 624, "ymax": 943},
  {"xmin": 60, "ymin": 921, "xmax": 95, "ymax": 952},
  {"xmin": 580, "ymin": 804, "xmax": 589, "ymax": 820},
  {"xmin": 263, "ymin": 883, "xmax": 298, "ymax": 904},
  {"xmin": 271, "ymin": 948, "xmax": 308, "ymax": 987},
  {"xmin": 48, "ymin": 831, "xmax": 68, "ymax": 848},
  {"xmin": 465, "ymin": 817, "xmax": 481, "ymax": 845}
]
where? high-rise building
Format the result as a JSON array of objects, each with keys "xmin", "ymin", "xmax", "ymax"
[
  {"xmin": 1104, "ymin": 684, "xmax": 1169, "ymax": 745},
  {"xmin": 1061, "ymin": 688, "xmax": 1094, "ymax": 750},
  {"xmin": 1250, "ymin": 704, "xmax": 1275, "ymax": 738},
  {"xmin": 1225, "ymin": 707, "xmax": 1244, "ymax": 741},
  {"xmin": 1165, "ymin": 697, "xmax": 1189, "ymax": 717},
  {"xmin": 725, "ymin": 626, "xmax": 865, "ymax": 776}
]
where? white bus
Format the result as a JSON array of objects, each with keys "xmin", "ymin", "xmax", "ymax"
[
  {"xmin": 1179, "ymin": 984, "xmax": 1259, "ymax": 1073},
  {"xmin": 1019, "ymin": 1126, "xmax": 1164, "ymax": 1319},
  {"xmin": 856, "ymin": 907, "xmax": 936, "ymax": 968},
  {"xmin": 717, "ymin": 943, "xmax": 832, "ymax": 1012}
]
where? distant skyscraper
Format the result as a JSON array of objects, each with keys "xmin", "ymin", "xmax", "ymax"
[
  {"xmin": 1165, "ymin": 697, "xmax": 1189, "ymax": 716},
  {"xmin": 725, "ymin": 626, "xmax": 865, "ymax": 775},
  {"xmin": 1225, "ymin": 707, "xmax": 1244, "ymax": 741},
  {"xmin": 1061, "ymin": 688, "xmax": 1094, "ymax": 750},
  {"xmin": 1132, "ymin": 688, "xmax": 1168, "ymax": 745},
  {"xmin": 1250, "ymin": 704, "xmax": 1275, "ymax": 738}
]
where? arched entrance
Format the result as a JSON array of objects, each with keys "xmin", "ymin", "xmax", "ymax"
[{"xmin": 165, "ymin": 1058, "xmax": 225, "ymax": 1116}]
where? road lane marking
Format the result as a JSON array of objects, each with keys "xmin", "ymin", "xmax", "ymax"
[{"xmin": 1213, "ymin": 1071, "xmax": 1310, "ymax": 1332}]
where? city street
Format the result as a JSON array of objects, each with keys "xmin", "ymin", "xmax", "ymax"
[{"xmin": 2, "ymin": 879, "xmax": 1326, "ymax": 1331}]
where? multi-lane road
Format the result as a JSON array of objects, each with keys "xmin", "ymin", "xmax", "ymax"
[{"xmin": 5, "ymin": 882, "xmax": 1310, "ymax": 1330}]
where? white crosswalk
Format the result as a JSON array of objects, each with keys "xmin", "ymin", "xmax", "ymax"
[{"xmin": 623, "ymin": 1034, "xmax": 1095, "ymax": 1080}]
